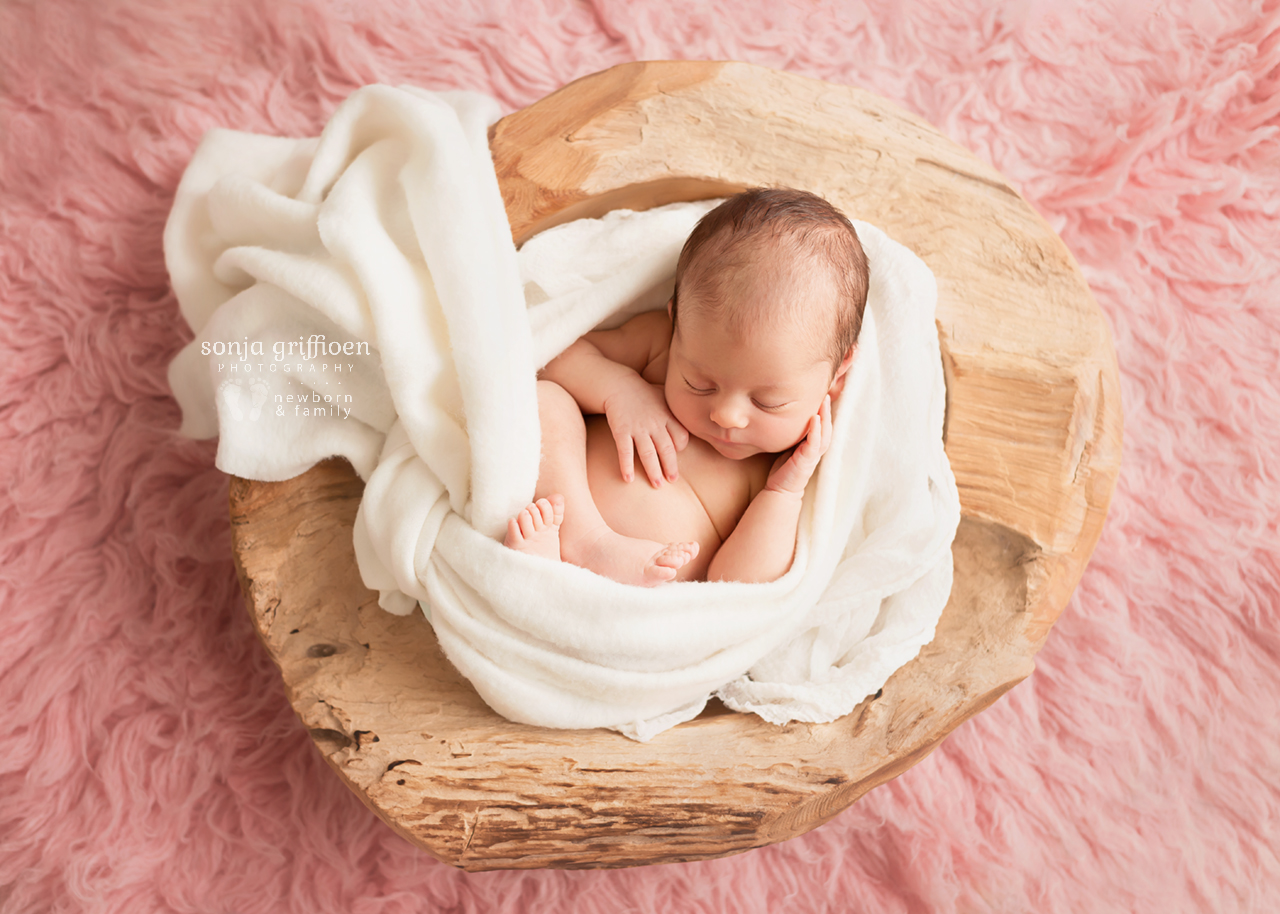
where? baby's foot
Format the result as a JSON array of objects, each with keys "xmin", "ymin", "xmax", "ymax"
[
  {"xmin": 646, "ymin": 542, "xmax": 700, "ymax": 583},
  {"xmin": 503, "ymin": 495, "xmax": 565, "ymax": 562},
  {"xmin": 568, "ymin": 528, "xmax": 699, "ymax": 587}
]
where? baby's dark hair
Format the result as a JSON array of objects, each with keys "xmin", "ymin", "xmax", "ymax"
[{"xmin": 672, "ymin": 187, "xmax": 869, "ymax": 370}]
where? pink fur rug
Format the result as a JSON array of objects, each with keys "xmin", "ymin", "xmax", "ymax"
[{"xmin": 2, "ymin": 0, "xmax": 1277, "ymax": 910}]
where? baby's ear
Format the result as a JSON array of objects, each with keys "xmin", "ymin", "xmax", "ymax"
[
  {"xmin": 666, "ymin": 297, "xmax": 674, "ymax": 320},
  {"xmin": 828, "ymin": 345, "xmax": 857, "ymax": 399}
]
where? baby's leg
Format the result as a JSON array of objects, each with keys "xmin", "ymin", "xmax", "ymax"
[{"xmin": 505, "ymin": 379, "xmax": 697, "ymax": 585}]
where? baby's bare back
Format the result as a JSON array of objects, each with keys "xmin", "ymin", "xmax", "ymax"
[{"xmin": 583, "ymin": 414, "xmax": 771, "ymax": 582}]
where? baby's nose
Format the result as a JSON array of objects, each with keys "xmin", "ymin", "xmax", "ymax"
[{"xmin": 711, "ymin": 398, "xmax": 749, "ymax": 429}]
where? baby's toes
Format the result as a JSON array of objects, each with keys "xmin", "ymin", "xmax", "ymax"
[
  {"xmin": 644, "ymin": 562, "xmax": 679, "ymax": 583},
  {"xmin": 548, "ymin": 493, "xmax": 565, "ymax": 526},
  {"xmin": 534, "ymin": 497, "xmax": 560, "ymax": 529},
  {"xmin": 654, "ymin": 542, "xmax": 698, "ymax": 569},
  {"xmin": 517, "ymin": 506, "xmax": 540, "ymax": 538}
]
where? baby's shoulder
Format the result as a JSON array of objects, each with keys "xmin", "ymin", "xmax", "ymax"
[
  {"xmin": 623, "ymin": 308, "xmax": 673, "ymax": 348},
  {"xmin": 583, "ymin": 308, "xmax": 673, "ymax": 376},
  {"xmin": 620, "ymin": 309, "xmax": 672, "ymax": 382}
]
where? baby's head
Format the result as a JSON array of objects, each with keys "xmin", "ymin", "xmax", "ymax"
[
  {"xmin": 664, "ymin": 188, "xmax": 870, "ymax": 459},
  {"xmin": 673, "ymin": 188, "xmax": 869, "ymax": 372}
]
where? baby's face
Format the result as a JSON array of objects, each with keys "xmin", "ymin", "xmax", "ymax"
[{"xmin": 664, "ymin": 272, "xmax": 849, "ymax": 460}]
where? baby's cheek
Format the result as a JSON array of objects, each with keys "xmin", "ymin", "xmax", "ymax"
[
  {"xmin": 775, "ymin": 417, "xmax": 812, "ymax": 451},
  {"xmin": 669, "ymin": 392, "xmax": 699, "ymax": 431}
]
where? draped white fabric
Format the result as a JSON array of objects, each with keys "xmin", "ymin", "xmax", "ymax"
[{"xmin": 166, "ymin": 85, "xmax": 960, "ymax": 741}]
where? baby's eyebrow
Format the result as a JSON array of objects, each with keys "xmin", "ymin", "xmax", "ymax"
[{"xmin": 743, "ymin": 376, "xmax": 798, "ymax": 393}]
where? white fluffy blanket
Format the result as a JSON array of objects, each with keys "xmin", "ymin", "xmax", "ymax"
[{"xmin": 166, "ymin": 85, "xmax": 960, "ymax": 741}]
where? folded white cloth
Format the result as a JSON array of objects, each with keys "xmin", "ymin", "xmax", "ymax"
[{"xmin": 166, "ymin": 84, "xmax": 960, "ymax": 741}]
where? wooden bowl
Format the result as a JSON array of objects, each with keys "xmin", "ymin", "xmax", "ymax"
[{"xmin": 230, "ymin": 61, "xmax": 1123, "ymax": 871}]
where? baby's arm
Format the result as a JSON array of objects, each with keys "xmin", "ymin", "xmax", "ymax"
[
  {"xmin": 707, "ymin": 396, "xmax": 833, "ymax": 583},
  {"xmin": 539, "ymin": 311, "xmax": 688, "ymax": 487}
]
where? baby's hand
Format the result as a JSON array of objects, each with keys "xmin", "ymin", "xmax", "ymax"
[
  {"xmin": 765, "ymin": 395, "xmax": 833, "ymax": 498},
  {"xmin": 602, "ymin": 378, "xmax": 689, "ymax": 487}
]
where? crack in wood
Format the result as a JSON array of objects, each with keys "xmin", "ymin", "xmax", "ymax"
[{"xmin": 915, "ymin": 157, "xmax": 1020, "ymax": 198}]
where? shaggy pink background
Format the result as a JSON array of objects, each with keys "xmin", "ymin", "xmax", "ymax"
[{"xmin": 2, "ymin": 0, "xmax": 1277, "ymax": 911}]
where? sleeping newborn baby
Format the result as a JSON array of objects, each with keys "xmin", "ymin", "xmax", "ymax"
[{"xmin": 504, "ymin": 188, "xmax": 870, "ymax": 585}]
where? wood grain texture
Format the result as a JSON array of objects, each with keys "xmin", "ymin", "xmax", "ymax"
[{"xmin": 230, "ymin": 61, "xmax": 1123, "ymax": 870}]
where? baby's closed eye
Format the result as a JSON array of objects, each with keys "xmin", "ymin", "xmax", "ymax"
[{"xmin": 683, "ymin": 377, "xmax": 790, "ymax": 411}]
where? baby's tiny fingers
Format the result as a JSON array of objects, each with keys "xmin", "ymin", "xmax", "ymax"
[
  {"xmin": 792, "ymin": 418, "xmax": 825, "ymax": 471},
  {"xmin": 615, "ymin": 433, "xmax": 636, "ymax": 483},
  {"xmin": 670, "ymin": 421, "xmax": 690, "ymax": 451},
  {"xmin": 657, "ymin": 431, "xmax": 680, "ymax": 481},
  {"xmin": 800, "ymin": 414, "xmax": 822, "ymax": 451},
  {"xmin": 636, "ymin": 438, "xmax": 664, "ymax": 487}
]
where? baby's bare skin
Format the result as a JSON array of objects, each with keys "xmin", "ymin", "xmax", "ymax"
[
  {"xmin": 506, "ymin": 368, "xmax": 768, "ymax": 587},
  {"xmin": 582, "ymin": 410, "xmax": 771, "ymax": 583},
  {"xmin": 505, "ymin": 300, "xmax": 843, "ymax": 586},
  {"xmin": 503, "ymin": 190, "xmax": 865, "ymax": 586}
]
